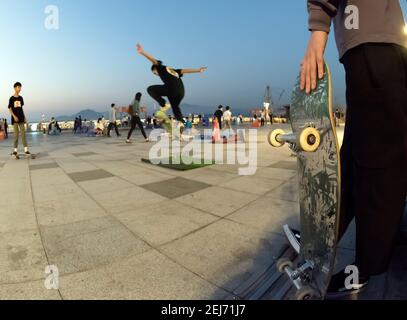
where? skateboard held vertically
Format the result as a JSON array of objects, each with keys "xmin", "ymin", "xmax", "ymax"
[{"xmin": 268, "ymin": 64, "xmax": 341, "ymax": 300}]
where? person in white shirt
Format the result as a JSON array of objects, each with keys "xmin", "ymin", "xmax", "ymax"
[
  {"xmin": 107, "ymin": 103, "xmax": 121, "ymax": 137},
  {"xmin": 223, "ymin": 106, "xmax": 232, "ymax": 130},
  {"xmin": 94, "ymin": 118, "xmax": 105, "ymax": 136}
]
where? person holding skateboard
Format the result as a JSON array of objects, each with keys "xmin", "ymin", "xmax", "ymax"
[
  {"xmin": 126, "ymin": 92, "xmax": 149, "ymax": 143},
  {"xmin": 8, "ymin": 82, "xmax": 31, "ymax": 158},
  {"xmin": 136, "ymin": 43, "xmax": 207, "ymax": 128},
  {"xmin": 300, "ymin": 0, "xmax": 407, "ymax": 298}
]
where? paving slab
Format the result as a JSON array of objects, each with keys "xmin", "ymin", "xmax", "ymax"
[
  {"xmin": 0, "ymin": 229, "xmax": 48, "ymax": 284},
  {"xmin": 0, "ymin": 280, "xmax": 61, "ymax": 300},
  {"xmin": 219, "ymin": 176, "xmax": 285, "ymax": 196},
  {"xmin": 176, "ymin": 186, "xmax": 258, "ymax": 217},
  {"xmin": 41, "ymin": 216, "xmax": 149, "ymax": 275},
  {"xmin": 68, "ymin": 169, "xmax": 114, "ymax": 183},
  {"xmin": 92, "ymin": 186, "xmax": 166, "ymax": 215},
  {"xmin": 58, "ymin": 250, "xmax": 229, "ymax": 300},
  {"xmin": 115, "ymin": 200, "xmax": 218, "ymax": 246},
  {"xmin": 160, "ymin": 219, "xmax": 287, "ymax": 292},
  {"xmin": 229, "ymin": 198, "xmax": 300, "ymax": 235},
  {"xmin": 142, "ymin": 177, "xmax": 211, "ymax": 200}
]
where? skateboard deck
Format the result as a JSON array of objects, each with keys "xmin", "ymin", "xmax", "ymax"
[
  {"xmin": 11, "ymin": 153, "xmax": 38, "ymax": 160},
  {"xmin": 268, "ymin": 64, "xmax": 341, "ymax": 300},
  {"xmin": 155, "ymin": 110, "xmax": 186, "ymax": 140},
  {"xmin": 155, "ymin": 110, "xmax": 173, "ymax": 134}
]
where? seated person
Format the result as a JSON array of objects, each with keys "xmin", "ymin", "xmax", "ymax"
[
  {"xmin": 185, "ymin": 117, "xmax": 193, "ymax": 129},
  {"xmin": 94, "ymin": 118, "xmax": 105, "ymax": 136}
]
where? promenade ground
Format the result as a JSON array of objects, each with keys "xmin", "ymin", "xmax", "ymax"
[{"xmin": 0, "ymin": 124, "xmax": 405, "ymax": 300}]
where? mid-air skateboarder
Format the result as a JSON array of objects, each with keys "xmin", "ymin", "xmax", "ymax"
[
  {"xmin": 299, "ymin": 0, "xmax": 407, "ymax": 298},
  {"xmin": 136, "ymin": 43, "xmax": 207, "ymax": 127},
  {"xmin": 8, "ymin": 82, "xmax": 31, "ymax": 158}
]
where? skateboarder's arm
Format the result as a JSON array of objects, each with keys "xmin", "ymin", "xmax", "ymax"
[
  {"xmin": 136, "ymin": 43, "xmax": 158, "ymax": 65},
  {"xmin": 307, "ymin": 0, "xmax": 338, "ymax": 33},
  {"xmin": 300, "ymin": 1, "xmax": 338, "ymax": 94},
  {"xmin": 181, "ymin": 67, "xmax": 207, "ymax": 75}
]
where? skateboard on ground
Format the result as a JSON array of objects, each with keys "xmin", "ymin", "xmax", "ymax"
[
  {"xmin": 268, "ymin": 64, "xmax": 341, "ymax": 300},
  {"xmin": 11, "ymin": 152, "xmax": 38, "ymax": 160}
]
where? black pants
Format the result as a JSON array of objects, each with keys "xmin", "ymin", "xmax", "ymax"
[
  {"xmin": 107, "ymin": 122, "xmax": 120, "ymax": 136},
  {"xmin": 147, "ymin": 85, "xmax": 185, "ymax": 123},
  {"xmin": 339, "ymin": 43, "xmax": 407, "ymax": 276},
  {"xmin": 127, "ymin": 115, "xmax": 147, "ymax": 140},
  {"xmin": 216, "ymin": 116, "xmax": 223, "ymax": 130}
]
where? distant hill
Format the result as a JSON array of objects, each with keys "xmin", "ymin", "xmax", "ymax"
[
  {"xmin": 56, "ymin": 109, "xmax": 109, "ymax": 121},
  {"xmin": 54, "ymin": 104, "xmax": 253, "ymax": 122}
]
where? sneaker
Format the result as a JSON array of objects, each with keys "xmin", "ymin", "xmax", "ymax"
[
  {"xmin": 25, "ymin": 151, "xmax": 31, "ymax": 155},
  {"xmin": 126, "ymin": 139, "xmax": 131, "ymax": 144},
  {"xmin": 145, "ymin": 139, "xmax": 150, "ymax": 143},
  {"xmin": 326, "ymin": 267, "xmax": 370, "ymax": 299},
  {"xmin": 160, "ymin": 104, "xmax": 171, "ymax": 113}
]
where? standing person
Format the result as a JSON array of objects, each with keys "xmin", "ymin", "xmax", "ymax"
[
  {"xmin": 136, "ymin": 43, "xmax": 207, "ymax": 127},
  {"xmin": 214, "ymin": 105, "xmax": 224, "ymax": 130},
  {"xmin": 126, "ymin": 92, "xmax": 149, "ymax": 143},
  {"xmin": 335, "ymin": 108, "xmax": 341, "ymax": 127},
  {"xmin": 223, "ymin": 106, "xmax": 233, "ymax": 130},
  {"xmin": 260, "ymin": 110, "xmax": 266, "ymax": 126},
  {"xmin": 299, "ymin": 0, "xmax": 407, "ymax": 298},
  {"xmin": 73, "ymin": 117, "xmax": 78, "ymax": 134},
  {"xmin": 8, "ymin": 82, "xmax": 31, "ymax": 157},
  {"xmin": 107, "ymin": 104, "xmax": 121, "ymax": 137},
  {"xmin": 4, "ymin": 119, "xmax": 8, "ymax": 138},
  {"xmin": 269, "ymin": 110, "xmax": 273, "ymax": 124}
]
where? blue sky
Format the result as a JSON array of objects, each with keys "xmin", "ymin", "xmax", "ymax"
[{"xmin": 0, "ymin": 0, "xmax": 406, "ymax": 120}]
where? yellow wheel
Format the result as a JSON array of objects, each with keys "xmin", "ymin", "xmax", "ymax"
[
  {"xmin": 298, "ymin": 127, "xmax": 320, "ymax": 152},
  {"xmin": 268, "ymin": 129, "xmax": 286, "ymax": 148}
]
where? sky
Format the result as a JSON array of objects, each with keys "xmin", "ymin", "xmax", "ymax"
[{"xmin": 0, "ymin": 0, "xmax": 406, "ymax": 121}]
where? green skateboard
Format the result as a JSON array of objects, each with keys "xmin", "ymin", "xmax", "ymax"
[
  {"xmin": 155, "ymin": 110, "xmax": 173, "ymax": 135},
  {"xmin": 155, "ymin": 110, "xmax": 183, "ymax": 140},
  {"xmin": 268, "ymin": 64, "xmax": 341, "ymax": 300}
]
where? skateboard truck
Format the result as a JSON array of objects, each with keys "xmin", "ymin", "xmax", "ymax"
[
  {"xmin": 277, "ymin": 258, "xmax": 320, "ymax": 300},
  {"xmin": 268, "ymin": 127, "xmax": 321, "ymax": 153}
]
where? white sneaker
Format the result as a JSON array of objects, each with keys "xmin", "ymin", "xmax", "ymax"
[{"xmin": 126, "ymin": 139, "xmax": 131, "ymax": 144}]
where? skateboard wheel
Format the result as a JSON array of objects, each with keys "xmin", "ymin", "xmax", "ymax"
[
  {"xmin": 268, "ymin": 129, "xmax": 286, "ymax": 148},
  {"xmin": 298, "ymin": 127, "xmax": 320, "ymax": 152},
  {"xmin": 276, "ymin": 258, "xmax": 294, "ymax": 274},
  {"xmin": 295, "ymin": 286, "xmax": 319, "ymax": 300}
]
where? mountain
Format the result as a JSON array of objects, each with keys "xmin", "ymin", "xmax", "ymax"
[
  {"xmin": 53, "ymin": 104, "xmax": 254, "ymax": 122},
  {"xmin": 56, "ymin": 109, "xmax": 109, "ymax": 121}
]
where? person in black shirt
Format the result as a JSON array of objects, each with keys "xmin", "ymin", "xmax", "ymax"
[
  {"xmin": 214, "ymin": 105, "xmax": 224, "ymax": 130},
  {"xmin": 8, "ymin": 82, "xmax": 30, "ymax": 156},
  {"xmin": 136, "ymin": 43, "xmax": 207, "ymax": 125}
]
